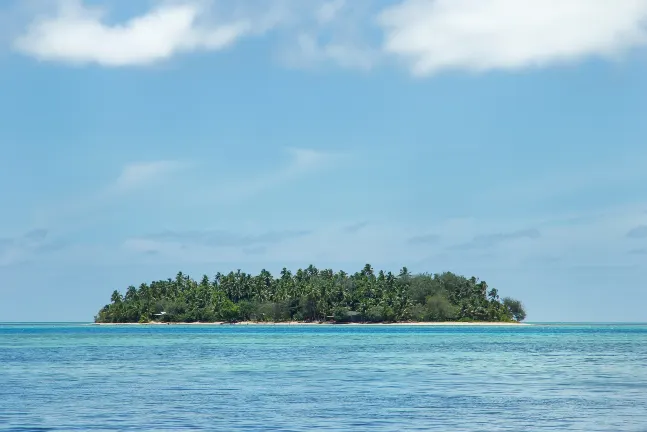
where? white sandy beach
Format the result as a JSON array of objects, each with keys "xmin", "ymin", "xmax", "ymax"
[{"xmin": 94, "ymin": 321, "xmax": 529, "ymax": 326}]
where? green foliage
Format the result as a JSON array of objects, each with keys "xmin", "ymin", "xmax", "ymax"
[
  {"xmin": 502, "ymin": 297, "xmax": 527, "ymax": 322},
  {"xmin": 425, "ymin": 294, "xmax": 458, "ymax": 321},
  {"xmin": 254, "ymin": 302, "xmax": 291, "ymax": 321},
  {"xmin": 94, "ymin": 265, "xmax": 525, "ymax": 324},
  {"xmin": 218, "ymin": 299, "xmax": 240, "ymax": 323},
  {"xmin": 332, "ymin": 306, "xmax": 351, "ymax": 323},
  {"xmin": 364, "ymin": 305, "xmax": 385, "ymax": 323}
]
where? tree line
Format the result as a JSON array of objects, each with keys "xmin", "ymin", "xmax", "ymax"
[{"xmin": 95, "ymin": 264, "xmax": 527, "ymax": 323}]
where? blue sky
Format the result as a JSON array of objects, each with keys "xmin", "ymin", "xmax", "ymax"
[{"xmin": 1, "ymin": 0, "xmax": 647, "ymax": 322}]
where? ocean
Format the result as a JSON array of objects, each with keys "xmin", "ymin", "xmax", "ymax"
[{"xmin": 1, "ymin": 323, "xmax": 646, "ymax": 431}]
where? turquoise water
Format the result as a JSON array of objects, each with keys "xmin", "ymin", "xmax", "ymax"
[{"xmin": 1, "ymin": 324, "xmax": 647, "ymax": 431}]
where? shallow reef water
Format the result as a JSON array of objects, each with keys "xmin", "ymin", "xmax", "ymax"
[{"xmin": 1, "ymin": 323, "xmax": 646, "ymax": 431}]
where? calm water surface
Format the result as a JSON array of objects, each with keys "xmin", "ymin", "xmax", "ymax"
[{"xmin": 1, "ymin": 323, "xmax": 646, "ymax": 431}]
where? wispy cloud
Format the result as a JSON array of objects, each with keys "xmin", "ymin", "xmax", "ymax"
[
  {"xmin": 124, "ymin": 228, "xmax": 311, "ymax": 257},
  {"xmin": 408, "ymin": 233, "xmax": 441, "ymax": 245},
  {"xmin": 315, "ymin": 0, "xmax": 345, "ymax": 24},
  {"xmin": 628, "ymin": 248, "xmax": 647, "ymax": 255},
  {"xmin": 242, "ymin": 246, "xmax": 268, "ymax": 256},
  {"xmin": 626, "ymin": 225, "xmax": 647, "ymax": 239},
  {"xmin": 47, "ymin": 204, "xmax": 647, "ymax": 268},
  {"xmin": 279, "ymin": 0, "xmax": 379, "ymax": 71},
  {"xmin": 342, "ymin": 221, "xmax": 369, "ymax": 233},
  {"xmin": 0, "ymin": 228, "xmax": 67, "ymax": 266},
  {"xmin": 22, "ymin": 228, "xmax": 48, "ymax": 242},
  {"xmin": 28, "ymin": 148, "xmax": 332, "ymax": 239},
  {"xmin": 26, "ymin": 159, "xmax": 189, "ymax": 236},
  {"xmin": 283, "ymin": 33, "xmax": 378, "ymax": 71},
  {"xmin": 449, "ymin": 228, "xmax": 541, "ymax": 251},
  {"xmin": 207, "ymin": 147, "xmax": 344, "ymax": 202},
  {"xmin": 378, "ymin": 0, "xmax": 647, "ymax": 76},
  {"xmin": 109, "ymin": 160, "xmax": 187, "ymax": 194},
  {"xmin": 138, "ymin": 228, "xmax": 311, "ymax": 248}
]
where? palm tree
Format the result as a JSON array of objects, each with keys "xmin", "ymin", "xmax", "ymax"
[{"xmin": 111, "ymin": 290, "xmax": 123, "ymax": 304}]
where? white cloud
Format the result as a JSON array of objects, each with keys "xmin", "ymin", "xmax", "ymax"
[
  {"xmin": 11, "ymin": 0, "xmax": 379, "ymax": 70},
  {"xmin": 13, "ymin": 0, "xmax": 647, "ymax": 73},
  {"xmin": 110, "ymin": 160, "xmax": 186, "ymax": 193},
  {"xmin": 12, "ymin": 0, "xmax": 266, "ymax": 66},
  {"xmin": 378, "ymin": 0, "xmax": 647, "ymax": 76}
]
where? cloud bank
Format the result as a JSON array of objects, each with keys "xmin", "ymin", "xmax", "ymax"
[
  {"xmin": 379, "ymin": 0, "xmax": 647, "ymax": 76},
  {"xmin": 10, "ymin": 0, "xmax": 647, "ymax": 74},
  {"xmin": 13, "ymin": 1, "xmax": 266, "ymax": 66}
]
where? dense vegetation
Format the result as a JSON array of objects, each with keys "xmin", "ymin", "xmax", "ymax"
[{"xmin": 95, "ymin": 264, "xmax": 527, "ymax": 323}]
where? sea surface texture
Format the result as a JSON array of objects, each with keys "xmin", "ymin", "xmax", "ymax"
[{"xmin": 1, "ymin": 323, "xmax": 646, "ymax": 431}]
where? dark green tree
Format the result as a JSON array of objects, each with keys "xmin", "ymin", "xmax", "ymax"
[
  {"xmin": 94, "ymin": 264, "xmax": 525, "ymax": 324},
  {"xmin": 502, "ymin": 297, "xmax": 527, "ymax": 322}
]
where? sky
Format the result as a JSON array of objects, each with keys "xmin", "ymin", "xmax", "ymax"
[{"xmin": 1, "ymin": 0, "xmax": 647, "ymax": 322}]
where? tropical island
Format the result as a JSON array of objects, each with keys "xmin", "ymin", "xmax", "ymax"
[{"xmin": 95, "ymin": 264, "xmax": 527, "ymax": 324}]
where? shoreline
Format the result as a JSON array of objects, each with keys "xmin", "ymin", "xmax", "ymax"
[{"xmin": 93, "ymin": 321, "xmax": 530, "ymax": 326}]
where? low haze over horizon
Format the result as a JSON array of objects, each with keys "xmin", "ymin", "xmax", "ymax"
[{"xmin": 1, "ymin": 0, "xmax": 647, "ymax": 322}]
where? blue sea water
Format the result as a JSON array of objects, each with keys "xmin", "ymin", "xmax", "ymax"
[{"xmin": 1, "ymin": 324, "xmax": 647, "ymax": 431}]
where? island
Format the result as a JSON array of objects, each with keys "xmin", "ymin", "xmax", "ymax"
[{"xmin": 94, "ymin": 264, "xmax": 527, "ymax": 324}]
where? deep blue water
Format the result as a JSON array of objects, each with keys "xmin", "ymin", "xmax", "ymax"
[{"xmin": 1, "ymin": 323, "xmax": 647, "ymax": 431}]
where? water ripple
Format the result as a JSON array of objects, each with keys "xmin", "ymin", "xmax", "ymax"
[{"xmin": 1, "ymin": 324, "xmax": 647, "ymax": 431}]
